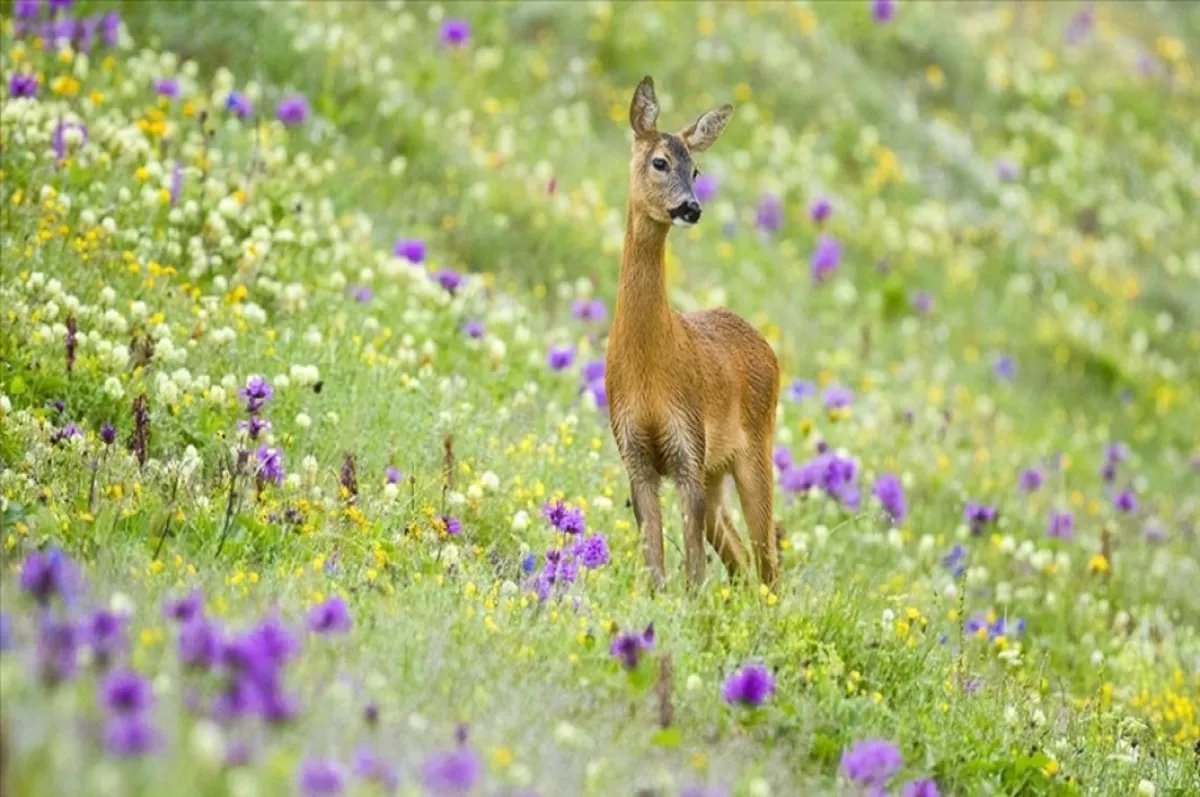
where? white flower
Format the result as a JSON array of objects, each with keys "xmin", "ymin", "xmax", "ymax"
[
  {"xmin": 103, "ymin": 376, "xmax": 125, "ymax": 400},
  {"xmin": 383, "ymin": 483, "xmax": 399, "ymax": 501},
  {"xmin": 466, "ymin": 484, "xmax": 483, "ymax": 500},
  {"xmin": 1137, "ymin": 781, "xmax": 1156, "ymax": 796},
  {"xmin": 189, "ymin": 720, "xmax": 226, "ymax": 769},
  {"xmin": 511, "ymin": 510, "xmax": 530, "ymax": 531},
  {"xmin": 109, "ymin": 592, "xmax": 136, "ymax": 617},
  {"xmin": 208, "ymin": 385, "xmax": 226, "ymax": 404},
  {"xmin": 295, "ymin": 412, "xmax": 311, "ymax": 429},
  {"xmin": 686, "ymin": 674, "xmax": 703, "ymax": 692},
  {"xmin": 284, "ymin": 474, "xmax": 301, "ymax": 491},
  {"xmin": 747, "ymin": 778, "xmax": 771, "ymax": 797},
  {"xmin": 480, "ymin": 471, "xmax": 500, "ymax": 492}
]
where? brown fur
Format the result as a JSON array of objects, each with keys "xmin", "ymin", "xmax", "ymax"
[{"xmin": 605, "ymin": 76, "xmax": 781, "ymax": 589}]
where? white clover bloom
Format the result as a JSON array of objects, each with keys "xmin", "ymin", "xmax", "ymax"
[
  {"xmin": 511, "ymin": 510, "xmax": 530, "ymax": 532},
  {"xmin": 103, "ymin": 377, "xmax": 124, "ymax": 400},
  {"xmin": 479, "ymin": 471, "xmax": 500, "ymax": 492},
  {"xmin": 295, "ymin": 413, "xmax": 312, "ymax": 429}
]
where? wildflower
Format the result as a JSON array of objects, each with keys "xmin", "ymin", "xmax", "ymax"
[
  {"xmin": 756, "ymin": 193, "xmax": 783, "ymax": 232},
  {"xmin": 781, "ymin": 452, "xmax": 860, "ymax": 509},
  {"xmin": 340, "ymin": 453, "xmax": 359, "ymax": 499},
  {"xmin": 823, "ymin": 385, "xmax": 853, "ymax": 410},
  {"xmin": 154, "ymin": 78, "xmax": 180, "ymax": 98},
  {"xmin": 84, "ymin": 609, "xmax": 128, "ymax": 667},
  {"xmin": 902, "ymin": 779, "xmax": 941, "ymax": 797},
  {"xmin": 463, "ymin": 320, "xmax": 485, "ymax": 338},
  {"xmin": 911, "ymin": 292, "xmax": 933, "ymax": 314},
  {"xmin": 178, "ymin": 618, "xmax": 222, "ymax": 670},
  {"xmin": 1114, "ymin": 489, "xmax": 1137, "ymax": 513},
  {"xmin": 8, "ymin": 73, "xmax": 38, "ymax": 99},
  {"xmin": 239, "ymin": 376, "xmax": 274, "ymax": 413},
  {"xmin": 695, "ymin": 173, "xmax": 718, "ymax": 203},
  {"xmin": 995, "ymin": 158, "xmax": 1020, "ymax": 182},
  {"xmin": 610, "ymin": 623, "xmax": 655, "ymax": 670},
  {"xmin": 521, "ymin": 553, "xmax": 537, "ymax": 574},
  {"xmin": 439, "ymin": 18, "xmax": 471, "ymax": 48},
  {"xmin": 49, "ymin": 0, "xmax": 76, "ymax": 9},
  {"xmin": 1063, "ymin": 6, "xmax": 1094, "ymax": 45},
  {"xmin": 1142, "ymin": 518, "xmax": 1167, "ymax": 544},
  {"xmin": 439, "ymin": 515, "xmax": 462, "ymax": 535},
  {"xmin": 101, "ymin": 669, "xmax": 154, "ymax": 715},
  {"xmin": 993, "ymin": 355, "xmax": 1016, "ymax": 381},
  {"xmin": 963, "ymin": 501, "xmax": 997, "ymax": 534},
  {"xmin": 51, "ymin": 121, "xmax": 88, "ymax": 161},
  {"xmin": 422, "ymin": 746, "xmax": 481, "ymax": 794},
  {"xmin": 353, "ymin": 746, "xmax": 399, "ymax": 791},
  {"xmin": 307, "ymin": 596, "xmax": 353, "ymax": 635},
  {"xmin": 386, "ymin": 466, "xmax": 403, "ymax": 485},
  {"xmin": 51, "ymin": 422, "xmax": 82, "ymax": 444},
  {"xmin": 841, "ymin": 738, "xmax": 902, "ymax": 789},
  {"xmin": 277, "ymin": 94, "xmax": 311, "ymax": 125},
  {"xmin": 547, "ymin": 345, "xmax": 576, "ymax": 372},
  {"xmin": 0, "ymin": 613, "xmax": 11, "ymax": 652},
  {"xmin": 164, "ymin": 590, "xmax": 204, "ymax": 623},
  {"xmin": 169, "ymin": 161, "xmax": 184, "ymax": 205},
  {"xmin": 722, "ymin": 662, "xmax": 775, "ymax": 707},
  {"xmin": 809, "ymin": 196, "xmax": 832, "ymax": 222},
  {"xmin": 570, "ymin": 298, "xmax": 607, "ymax": 323},
  {"xmin": 872, "ymin": 473, "xmax": 906, "ymax": 524},
  {"xmin": 394, "ymin": 237, "xmax": 426, "ymax": 264},
  {"xmin": 36, "ymin": 618, "xmax": 79, "ymax": 685},
  {"xmin": 298, "ymin": 759, "xmax": 346, "ymax": 797},
  {"xmin": 104, "ymin": 713, "xmax": 158, "ymax": 757},
  {"xmin": 15, "ymin": 0, "xmax": 40, "ymax": 19},
  {"xmin": 226, "ymin": 91, "xmax": 253, "ymax": 118},
  {"xmin": 773, "ymin": 445, "xmax": 793, "ymax": 471},
  {"xmin": 787, "ymin": 379, "xmax": 816, "ymax": 402},
  {"xmin": 542, "ymin": 499, "xmax": 585, "ymax": 534},
  {"xmin": 870, "ymin": 0, "xmax": 896, "ymax": 24},
  {"xmin": 572, "ymin": 533, "xmax": 611, "ymax": 568},
  {"xmin": 941, "ymin": 544, "xmax": 966, "ymax": 577},
  {"xmin": 1019, "ymin": 467, "xmax": 1043, "ymax": 492},
  {"xmin": 436, "ymin": 268, "xmax": 463, "ymax": 294},
  {"xmin": 100, "ymin": 12, "xmax": 120, "ymax": 47},
  {"xmin": 20, "ymin": 547, "xmax": 78, "ymax": 606},
  {"xmin": 100, "ymin": 422, "xmax": 117, "ymax": 445},
  {"xmin": 255, "ymin": 445, "xmax": 285, "ymax": 485},
  {"xmin": 1047, "ymin": 511, "xmax": 1074, "ymax": 540}
]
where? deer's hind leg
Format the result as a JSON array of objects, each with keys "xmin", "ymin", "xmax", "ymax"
[{"xmin": 704, "ymin": 472, "xmax": 748, "ymax": 577}]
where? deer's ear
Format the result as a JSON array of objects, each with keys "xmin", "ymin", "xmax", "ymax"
[
  {"xmin": 679, "ymin": 104, "xmax": 733, "ymax": 153},
  {"xmin": 629, "ymin": 76, "xmax": 660, "ymax": 140}
]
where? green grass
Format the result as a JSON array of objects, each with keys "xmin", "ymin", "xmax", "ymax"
[{"xmin": 1, "ymin": 2, "xmax": 1199, "ymax": 796}]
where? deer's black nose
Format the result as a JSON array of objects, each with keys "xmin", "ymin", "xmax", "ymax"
[{"xmin": 671, "ymin": 200, "xmax": 702, "ymax": 224}]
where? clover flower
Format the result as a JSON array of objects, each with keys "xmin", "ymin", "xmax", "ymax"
[
  {"xmin": 570, "ymin": 298, "xmax": 607, "ymax": 323},
  {"xmin": 964, "ymin": 501, "xmax": 997, "ymax": 534},
  {"xmin": 1019, "ymin": 467, "xmax": 1043, "ymax": 492},
  {"xmin": 277, "ymin": 94, "xmax": 311, "ymax": 125},
  {"xmin": 394, "ymin": 237, "xmax": 425, "ymax": 264},
  {"xmin": 823, "ymin": 385, "xmax": 854, "ymax": 410},
  {"xmin": 422, "ymin": 744, "xmax": 480, "ymax": 794},
  {"xmin": 439, "ymin": 18, "xmax": 471, "ymax": 48},
  {"xmin": 154, "ymin": 78, "xmax": 180, "ymax": 98},
  {"xmin": 164, "ymin": 590, "xmax": 204, "ymax": 623}
]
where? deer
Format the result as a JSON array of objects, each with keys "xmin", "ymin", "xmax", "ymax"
[{"xmin": 605, "ymin": 76, "xmax": 781, "ymax": 591}]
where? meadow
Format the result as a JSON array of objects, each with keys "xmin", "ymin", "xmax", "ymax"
[{"xmin": 1, "ymin": 1, "xmax": 1199, "ymax": 795}]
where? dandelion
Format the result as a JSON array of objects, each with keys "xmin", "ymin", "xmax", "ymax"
[
  {"xmin": 255, "ymin": 445, "xmax": 285, "ymax": 485},
  {"xmin": 755, "ymin": 193, "xmax": 783, "ymax": 233},
  {"xmin": 239, "ymin": 376, "xmax": 274, "ymax": 414},
  {"xmin": 809, "ymin": 196, "xmax": 832, "ymax": 222},
  {"xmin": 695, "ymin": 173, "xmax": 718, "ymax": 203},
  {"xmin": 277, "ymin": 94, "xmax": 311, "ymax": 125},
  {"xmin": 104, "ymin": 713, "xmax": 158, "ymax": 758},
  {"xmin": 870, "ymin": 0, "xmax": 896, "ymax": 25},
  {"xmin": 841, "ymin": 738, "xmax": 903, "ymax": 789},
  {"xmin": 872, "ymin": 473, "xmax": 906, "ymax": 524},
  {"xmin": 8, "ymin": 73, "xmax": 38, "ymax": 99},
  {"xmin": 439, "ymin": 18, "xmax": 471, "ymax": 48},
  {"xmin": 298, "ymin": 759, "xmax": 346, "ymax": 797},
  {"xmin": 610, "ymin": 623, "xmax": 655, "ymax": 670},
  {"xmin": 1047, "ymin": 511, "xmax": 1074, "ymax": 540},
  {"xmin": 307, "ymin": 596, "xmax": 353, "ymax": 635},
  {"xmin": 572, "ymin": 533, "xmax": 610, "ymax": 568},
  {"xmin": 153, "ymin": 78, "xmax": 180, "ymax": 98},
  {"xmin": 547, "ymin": 345, "xmax": 576, "ymax": 372},
  {"xmin": 226, "ymin": 91, "xmax": 253, "ymax": 118},
  {"xmin": 394, "ymin": 237, "xmax": 426, "ymax": 264},
  {"xmin": 101, "ymin": 669, "xmax": 154, "ymax": 715},
  {"xmin": 722, "ymin": 662, "xmax": 775, "ymax": 707},
  {"xmin": 20, "ymin": 547, "xmax": 78, "ymax": 606}
]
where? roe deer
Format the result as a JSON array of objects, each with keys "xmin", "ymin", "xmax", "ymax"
[{"xmin": 605, "ymin": 76, "xmax": 781, "ymax": 590}]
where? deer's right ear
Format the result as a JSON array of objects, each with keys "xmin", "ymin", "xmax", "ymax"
[{"xmin": 629, "ymin": 76, "xmax": 660, "ymax": 140}]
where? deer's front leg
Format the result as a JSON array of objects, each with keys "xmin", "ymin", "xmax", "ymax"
[
  {"xmin": 679, "ymin": 476, "xmax": 707, "ymax": 588},
  {"xmin": 629, "ymin": 472, "xmax": 664, "ymax": 588}
]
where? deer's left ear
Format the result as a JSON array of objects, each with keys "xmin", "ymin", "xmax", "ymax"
[{"xmin": 679, "ymin": 104, "xmax": 733, "ymax": 153}]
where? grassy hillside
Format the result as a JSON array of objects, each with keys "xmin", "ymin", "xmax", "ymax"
[{"xmin": 1, "ymin": 1, "xmax": 1198, "ymax": 795}]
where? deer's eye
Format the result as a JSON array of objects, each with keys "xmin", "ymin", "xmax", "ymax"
[{"xmin": 651, "ymin": 157, "xmax": 668, "ymax": 172}]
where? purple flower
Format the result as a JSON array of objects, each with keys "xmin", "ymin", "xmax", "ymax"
[
  {"xmin": 20, "ymin": 547, "xmax": 78, "ymax": 606},
  {"xmin": 942, "ymin": 544, "xmax": 966, "ymax": 576},
  {"xmin": 695, "ymin": 174, "xmax": 718, "ymax": 203},
  {"xmin": 722, "ymin": 662, "xmax": 775, "ymax": 707},
  {"xmin": 542, "ymin": 499, "xmax": 585, "ymax": 534},
  {"xmin": 823, "ymin": 385, "xmax": 854, "ymax": 410},
  {"xmin": 870, "ymin": 0, "xmax": 896, "ymax": 25},
  {"xmin": 386, "ymin": 466, "xmax": 403, "ymax": 485},
  {"xmin": 8, "ymin": 73, "xmax": 38, "ymax": 98},
  {"xmin": 872, "ymin": 473, "xmax": 906, "ymax": 524},
  {"xmin": 911, "ymin": 291, "xmax": 933, "ymax": 314},
  {"xmin": 1142, "ymin": 518, "xmax": 1167, "ymax": 544},
  {"xmin": 1047, "ymin": 511, "xmax": 1074, "ymax": 540},
  {"xmin": 436, "ymin": 268, "xmax": 463, "ymax": 294},
  {"xmin": 780, "ymin": 452, "xmax": 860, "ymax": 509},
  {"xmin": 964, "ymin": 501, "xmax": 998, "ymax": 534},
  {"xmin": 547, "ymin": 345, "xmax": 576, "ymax": 372},
  {"xmin": 48, "ymin": 0, "xmax": 75, "ymax": 8},
  {"xmin": 36, "ymin": 618, "xmax": 79, "ymax": 685},
  {"xmin": 902, "ymin": 778, "xmax": 941, "ymax": 797},
  {"xmin": 463, "ymin": 320, "xmax": 485, "ymax": 339},
  {"xmin": 570, "ymin": 298, "xmax": 607, "ymax": 323},
  {"xmin": 276, "ymin": 94, "xmax": 310, "ymax": 125},
  {"xmin": 51, "ymin": 120, "xmax": 87, "ymax": 161},
  {"xmin": 239, "ymin": 375, "xmax": 273, "ymax": 413},
  {"xmin": 995, "ymin": 158, "xmax": 1020, "ymax": 182},
  {"xmin": 589, "ymin": 379, "xmax": 607, "ymax": 409},
  {"xmin": 101, "ymin": 669, "xmax": 154, "ymax": 715},
  {"xmin": 993, "ymin": 355, "xmax": 1016, "ymax": 381},
  {"xmin": 238, "ymin": 416, "xmax": 271, "ymax": 441},
  {"xmin": 84, "ymin": 609, "xmax": 128, "ymax": 666},
  {"xmin": 298, "ymin": 759, "xmax": 346, "ymax": 797},
  {"xmin": 52, "ymin": 422, "xmax": 82, "ymax": 444},
  {"xmin": 1019, "ymin": 467, "xmax": 1043, "ymax": 492},
  {"xmin": 226, "ymin": 91, "xmax": 253, "ymax": 118},
  {"xmin": 773, "ymin": 445, "xmax": 793, "ymax": 471},
  {"xmin": 439, "ymin": 18, "xmax": 471, "ymax": 48},
  {"xmin": 104, "ymin": 713, "xmax": 158, "ymax": 758},
  {"xmin": 439, "ymin": 515, "xmax": 462, "ymax": 535},
  {"xmin": 809, "ymin": 196, "xmax": 832, "ymax": 222},
  {"xmin": 810, "ymin": 235, "xmax": 842, "ymax": 283},
  {"xmin": 1114, "ymin": 489, "xmax": 1137, "ymax": 513},
  {"xmin": 581, "ymin": 359, "xmax": 606, "ymax": 385},
  {"xmin": 307, "ymin": 596, "xmax": 353, "ymax": 635},
  {"xmin": 164, "ymin": 590, "xmax": 204, "ymax": 623},
  {"xmin": 841, "ymin": 738, "xmax": 903, "ymax": 787},
  {"xmin": 422, "ymin": 746, "xmax": 481, "ymax": 794},
  {"xmin": 255, "ymin": 445, "xmax": 285, "ymax": 485},
  {"xmin": 572, "ymin": 533, "xmax": 610, "ymax": 569},
  {"xmin": 394, "ymin": 237, "xmax": 426, "ymax": 264},
  {"xmin": 15, "ymin": 0, "xmax": 41, "ymax": 19},
  {"xmin": 178, "ymin": 618, "xmax": 222, "ymax": 670},
  {"xmin": 154, "ymin": 78, "xmax": 180, "ymax": 98},
  {"xmin": 787, "ymin": 379, "xmax": 815, "ymax": 402},
  {"xmin": 681, "ymin": 786, "xmax": 729, "ymax": 797},
  {"xmin": 755, "ymin": 193, "xmax": 783, "ymax": 233},
  {"xmin": 100, "ymin": 12, "xmax": 120, "ymax": 47},
  {"xmin": 100, "ymin": 422, "xmax": 117, "ymax": 445},
  {"xmin": 610, "ymin": 623, "xmax": 655, "ymax": 670},
  {"xmin": 353, "ymin": 746, "xmax": 399, "ymax": 792},
  {"xmin": 1064, "ymin": 7, "xmax": 1095, "ymax": 46},
  {"xmin": 350, "ymin": 284, "xmax": 373, "ymax": 304}
]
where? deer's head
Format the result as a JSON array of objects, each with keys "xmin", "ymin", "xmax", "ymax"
[{"xmin": 627, "ymin": 76, "xmax": 732, "ymax": 227}]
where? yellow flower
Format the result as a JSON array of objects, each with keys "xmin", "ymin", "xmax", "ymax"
[{"xmin": 1087, "ymin": 553, "xmax": 1109, "ymax": 574}]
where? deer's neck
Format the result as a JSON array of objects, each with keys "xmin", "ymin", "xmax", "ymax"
[{"xmin": 613, "ymin": 204, "xmax": 673, "ymax": 351}]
